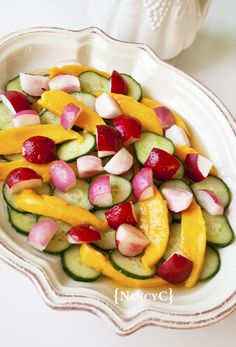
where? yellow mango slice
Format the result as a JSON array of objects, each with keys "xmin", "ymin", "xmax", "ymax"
[
  {"xmin": 49, "ymin": 65, "xmax": 110, "ymax": 79},
  {"xmin": 0, "ymin": 125, "xmax": 81, "ymax": 155},
  {"xmin": 180, "ymin": 200, "xmax": 206, "ymax": 288},
  {"xmin": 139, "ymin": 187, "xmax": 169, "ymax": 270},
  {"xmin": 175, "ymin": 145, "xmax": 217, "ymax": 176},
  {"xmin": 16, "ymin": 189, "xmax": 108, "ymax": 232},
  {"xmin": 80, "ymin": 244, "xmax": 166, "ymax": 288},
  {"xmin": 111, "ymin": 94, "xmax": 163, "ymax": 135},
  {"xmin": 38, "ymin": 90, "xmax": 105, "ymax": 134},
  {"xmin": 141, "ymin": 97, "xmax": 191, "ymax": 137}
]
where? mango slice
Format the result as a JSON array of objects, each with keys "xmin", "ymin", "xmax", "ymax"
[
  {"xmin": 111, "ymin": 94, "xmax": 163, "ymax": 135},
  {"xmin": 180, "ymin": 200, "xmax": 206, "ymax": 288},
  {"xmin": 49, "ymin": 65, "xmax": 110, "ymax": 79},
  {"xmin": 80, "ymin": 244, "xmax": 166, "ymax": 288},
  {"xmin": 175, "ymin": 145, "xmax": 217, "ymax": 176},
  {"xmin": 138, "ymin": 187, "xmax": 169, "ymax": 270},
  {"xmin": 0, "ymin": 125, "xmax": 81, "ymax": 155},
  {"xmin": 38, "ymin": 90, "xmax": 105, "ymax": 134},
  {"xmin": 16, "ymin": 189, "xmax": 108, "ymax": 232},
  {"xmin": 141, "ymin": 97, "xmax": 191, "ymax": 137}
]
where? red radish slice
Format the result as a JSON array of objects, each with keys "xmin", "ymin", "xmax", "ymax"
[
  {"xmin": 5, "ymin": 167, "xmax": 42, "ymax": 194},
  {"xmin": 0, "ymin": 91, "xmax": 30, "ymax": 113},
  {"xmin": 66, "ymin": 224, "xmax": 101, "ymax": 244},
  {"xmin": 13, "ymin": 110, "xmax": 40, "ymax": 127},
  {"xmin": 153, "ymin": 106, "xmax": 175, "ymax": 129},
  {"xmin": 89, "ymin": 175, "xmax": 112, "ymax": 207},
  {"xmin": 50, "ymin": 160, "xmax": 76, "ymax": 192},
  {"xmin": 132, "ymin": 167, "xmax": 154, "ymax": 201},
  {"xmin": 196, "ymin": 189, "xmax": 224, "ymax": 215},
  {"xmin": 184, "ymin": 153, "xmax": 213, "ymax": 182},
  {"xmin": 165, "ymin": 125, "xmax": 190, "ymax": 147},
  {"xmin": 27, "ymin": 219, "xmax": 58, "ymax": 251},
  {"xmin": 19, "ymin": 73, "xmax": 49, "ymax": 97},
  {"xmin": 95, "ymin": 92, "xmax": 122, "ymax": 119},
  {"xmin": 49, "ymin": 74, "xmax": 81, "ymax": 93},
  {"xmin": 61, "ymin": 103, "xmax": 82, "ymax": 130},
  {"xmin": 113, "ymin": 115, "xmax": 142, "ymax": 145},
  {"xmin": 116, "ymin": 224, "xmax": 150, "ymax": 257},
  {"xmin": 23, "ymin": 136, "xmax": 56, "ymax": 164},
  {"xmin": 77, "ymin": 155, "xmax": 103, "ymax": 178},
  {"xmin": 110, "ymin": 70, "xmax": 127, "ymax": 94},
  {"xmin": 105, "ymin": 201, "xmax": 137, "ymax": 230},
  {"xmin": 144, "ymin": 148, "xmax": 180, "ymax": 181},
  {"xmin": 96, "ymin": 125, "xmax": 121, "ymax": 157},
  {"xmin": 104, "ymin": 148, "xmax": 133, "ymax": 175},
  {"xmin": 55, "ymin": 60, "xmax": 82, "ymax": 67},
  {"xmin": 157, "ymin": 252, "xmax": 193, "ymax": 284},
  {"xmin": 161, "ymin": 187, "xmax": 193, "ymax": 212}
]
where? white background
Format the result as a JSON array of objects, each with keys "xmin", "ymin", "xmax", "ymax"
[{"xmin": 0, "ymin": 0, "xmax": 235, "ymax": 346}]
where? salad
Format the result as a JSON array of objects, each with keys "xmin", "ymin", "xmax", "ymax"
[{"xmin": 0, "ymin": 64, "xmax": 234, "ymax": 288}]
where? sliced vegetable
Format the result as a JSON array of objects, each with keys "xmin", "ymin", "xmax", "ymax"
[
  {"xmin": 19, "ymin": 73, "xmax": 49, "ymax": 97},
  {"xmin": 95, "ymin": 92, "xmax": 121, "ymax": 119},
  {"xmin": 121, "ymin": 74, "xmax": 142, "ymax": 101},
  {"xmin": 8, "ymin": 207, "xmax": 38, "ymax": 235},
  {"xmin": 79, "ymin": 71, "xmax": 109, "ymax": 94},
  {"xmin": 96, "ymin": 124, "xmax": 121, "ymax": 158},
  {"xmin": 13, "ymin": 110, "xmax": 40, "ymax": 127},
  {"xmin": 153, "ymin": 106, "xmax": 175, "ymax": 129},
  {"xmin": 199, "ymin": 245, "xmax": 221, "ymax": 281},
  {"xmin": 5, "ymin": 167, "xmax": 42, "ymax": 193},
  {"xmin": 61, "ymin": 103, "xmax": 82, "ymax": 130},
  {"xmin": 27, "ymin": 219, "xmax": 58, "ymax": 251},
  {"xmin": 23, "ymin": 136, "xmax": 56, "ymax": 164},
  {"xmin": 110, "ymin": 70, "xmax": 127, "ymax": 95},
  {"xmin": 159, "ymin": 179, "xmax": 192, "ymax": 194},
  {"xmin": 165, "ymin": 125, "xmax": 190, "ymax": 147},
  {"xmin": 50, "ymin": 160, "xmax": 76, "ymax": 192},
  {"xmin": 1, "ymin": 153, "xmax": 23, "ymax": 162},
  {"xmin": 113, "ymin": 115, "xmax": 142, "ymax": 145},
  {"xmin": 89, "ymin": 175, "xmax": 112, "ymax": 207},
  {"xmin": 93, "ymin": 210, "xmax": 116, "ymax": 251},
  {"xmin": 71, "ymin": 91, "xmax": 96, "ymax": 110},
  {"xmin": 66, "ymin": 224, "xmax": 101, "ymax": 244},
  {"xmin": 40, "ymin": 109, "xmax": 60, "ymax": 125},
  {"xmin": 0, "ymin": 101, "xmax": 14, "ymax": 129},
  {"xmin": 161, "ymin": 188, "xmax": 193, "ymax": 213},
  {"xmin": 163, "ymin": 223, "xmax": 181, "ymax": 260},
  {"xmin": 49, "ymin": 74, "xmax": 80, "ymax": 93},
  {"xmin": 105, "ymin": 201, "xmax": 137, "ymax": 229},
  {"xmin": 132, "ymin": 167, "xmax": 154, "ymax": 201},
  {"xmin": 195, "ymin": 189, "xmax": 224, "ymax": 216},
  {"xmin": 49, "ymin": 65, "xmax": 110, "ymax": 79},
  {"xmin": 5, "ymin": 75, "xmax": 38, "ymax": 103},
  {"xmin": 77, "ymin": 155, "xmax": 103, "ymax": 178},
  {"xmin": 0, "ymin": 91, "xmax": 30, "ymax": 114},
  {"xmin": 184, "ymin": 153, "xmax": 213, "ymax": 182},
  {"xmin": 103, "ymin": 148, "xmax": 133, "ymax": 175}
]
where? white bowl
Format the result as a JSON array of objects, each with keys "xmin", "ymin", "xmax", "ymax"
[{"xmin": 0, "ymin": 27, "xmax": 235, "ymax": 335}]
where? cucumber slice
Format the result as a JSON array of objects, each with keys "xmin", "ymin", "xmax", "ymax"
[
  {"xmin": 202, "ymin": 210, "xmax": 234, "ymax": 247},
  {"xmin": 53, "ymin": 179, "xmax": 93, "ymax": 210},
  {"xmin": 1, "ymin": 153, "xmax": 23, "ymax": 161},
  {"xmin": 79, "ymin": 71, "xmax": 109, "ymax": 94},
  {"xmin": 0, "ymin": 156, "xmax": 7, "ymax": 162},
  {"xmin": 191, "ymin": 176, "xmax": 231, "ymax": 208},
  {"xmin": 93, "ymin": 210, "xmax": 116, "ymax": 251},
  {"xmin": 134, "ymin": 131, "xmax": 175, "ymax": 164},
  {"xmin": 5, "ymin": 76, "xmax": 38, "ymax": 103},
  {"xmin": 61, "ymin": 245, "xmax": 101, "ymax": 281},
  {"xmin": 199, "ymin": 246, "xmax": 221, "ymax": 281},
  {"xmin": 40, "ymin": 109, "xmax": 60, "ymax": 125},
  {"xmin": 110, "ymin": 175, "xmax": 132, "ymax": 205},
  {"xmin": 0, "ymin": 102, "xmax": 14, "ymax": 129},
  {"xmin": 57, "ymin": 132, "xmax": 95, "ymax": 162},
  {"xmin": 71, "ymin": 91, "xmax": 96, "ymax": 110},
  {"xmin": 8, "ymin": 207, "xmax": 37, "ymax": 235},
  {"xmin": 121, "ymin": 73, "xmax": 143, "ymax": 101},
  {"xmin": 110, "ymin": 250, "xmax": 156, "ymax": 279},
  {"xmin": 159, "ymin": 179, "xmax": 192, "ymax": 195},
  {"xmin": 38, "ymin": 216, "xmax": 71, "ymax": 254},
  {"xmin": 3, "ymin": 182, "xmax": 53, "ymax": 212},
  {"xmin": 172, "ymin": 158, "xmax": 184, "ymax": 179},
  {"xmin": 163, "ymin": 223, "xmax": 181, "ymax": 260}
]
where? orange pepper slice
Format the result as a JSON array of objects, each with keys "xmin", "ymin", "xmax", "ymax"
[{"xmin": 49, "ymin": 65, "xmax": 110, "ymax": 79}]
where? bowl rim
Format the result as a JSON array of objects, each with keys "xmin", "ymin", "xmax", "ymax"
[{"xmin": 0, "ymin": 26, "xmax": 235, "ymax": 335}]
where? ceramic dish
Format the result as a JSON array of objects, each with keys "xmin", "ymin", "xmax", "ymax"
[{"xmin": 0, "ymin": 27, "xmax": 235, "ymax": 335}]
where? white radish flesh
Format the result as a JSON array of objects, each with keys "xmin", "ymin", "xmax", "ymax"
[
  {"xmin": 95, "ymin": 93, "xmax": 121, "ymax": 119},
  {"xmin": 61, "ymin": 103, "xmax": 82, "ymax": 130},
  {"xmin": 165, "ymin": 125, "xmax": 190, "ymax": 147},
  {"xmin": 104, "ymin": 148, "xmax": 133, "ymax": 175},
  {"xmin": 19, "ymin": 73, "xmax": 49, "ymax": 97},
  {"xmin": 13, "ymin": 110, "xmax": 40, "ymax": 127},
  {"xmin": 153, "ymin": 106, "xmax": 175, "ymax": 129},
  {"xmin": 77, "ymin": 155, "xmax": 103, "ymax": 178},
  {"xmin": 89, "ymin": 175, "xmax": 112, "ymax": 207},
  {"xmin": 196, "ymin": 189, "xmax": 224, "ymax": 215},
  {"xmin": 116, "ymin": 224, "xmax": 150, "ymax": 257},
  {"xmin": 162, "ymin": 187, "xmax": 193, "ymax": 212},
  {"xmin": 27, "ymin": 219, "xmax": 59, "ymax": 251},
  {"xmin": 49, "ymin": 74, "xmax": 80, "ymax": 93},
  {"xmin": 184, "ymin": 153, "xmax": 213, "ymax": 182}
]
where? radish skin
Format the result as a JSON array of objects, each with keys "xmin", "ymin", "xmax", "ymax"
[
  {"xmin": 153, "ymin": 106, "xmax": 175, "ymax": 129},
  {"xmin": 61, "ymin": 103, "xmax": 82, "ymax": 130},
  {"xmin": 49, "ymin": 74, "xmax": 81, "ymax": 93},
  {"xmin": 196, "ymin": 189, "xmax": 224, "ymax": 215},
  {"xmin": 89, "ymin": 175, "xmax": 112, "ymax": 207},
  {"xmin": 77, "ymin": 155, "xmax": 103, "ymax": 178},
  {"xmin": 184, "ymin": 154, "xmax": 213, "ymax": 182},
  {"xmin": 27, "ymin": 219, "xmax": 58, "ymax": 251},
  {"xmin": 19, "ymin": 73, "xmax": 49, "ymax": 97},
  {"xmin": 50, "ymin": 160, "xmax": 77, "ymax": 192},
  {"xmin": 161, "ymin": 187, "xmax": 193, "ymax": 212},
  {"xmin": 132, "ymin": 167, "xmax": 154, "ymax": 201}
]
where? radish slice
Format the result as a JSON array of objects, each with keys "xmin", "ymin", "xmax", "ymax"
[
  {"xmin": 104, "ymin": 148, "xmax": 133, "ymax": 175},
  {"xmin": 0, "ymin": 91, "xmax": 30, "ymax": 113},
  {"xmin": 61, "ymin": 103, "xmax": 82, "ymax": 130},
  {"xmin": 95, "ymin": 92, "xmax": 121, "ymax": 119},
  {"xmin": 50, "ymin": 160, "xmax": 76, "ymax": 192},
  {"xmin": 19, "ymin": 73, "xmax": 49, "ymax": 97},
  {"xmin": 49, "ymin": 74, "xmax": 81, "ymax": 93},
  {"xmin": 13, "ymin": 110, "xmax": 40, "ymax": 127},
  {"xmin": 96, "ymin": 125, "xmax": 121, "ymax": 158},
  {"xmin": 165, "ymin": 125, "xmax": 190, "ymax": 147},
  {"xmin": 132, "ymin": 167, "xmax": 154, "ymax": 201},
  {"xmin": 105, "ymin": 201, "xmax": 137, "ymax": 229},
  {"xmin": 161, "ymin": 187, "xmax": 193, "ymax": 212},
  {"xmin": 116, "ymin": 224, "xmax": 150, "ymax": 257},
  {"xmin": 196, "ymin": 189, "xmax": 224, "ymax": 215},
  {"xmin": 153, "ymin": 106, "xmax": 175, "ymax": 129},
  {"xmin": 6, "ymin": 167, "xmax": 42, "ymax": 193},
  {"xmin": 89, "ymin": 175, "xmax": 112, "ymax": 207},
  {"xmin": 184, "ymin": 153, "xmax": 213, "ymax": 182},
  {"xmin": 77, "ymin": 155, "xmax": 103, "ymax": 178},
  {"xmin": 66, "ymin": 224, "xmax": 101, "ymax": 244},
  {"xmin": 27, "ymin": 219, "xmax": 59, "ymax": 251},
  {"xmin": 55, "ymin": 60, "xmax": 81, "ymax": 67}
]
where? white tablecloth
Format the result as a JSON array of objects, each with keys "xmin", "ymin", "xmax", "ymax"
[{"xmin": 0, "ymin": 0, "xmax": 235, "ymax": 345}]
